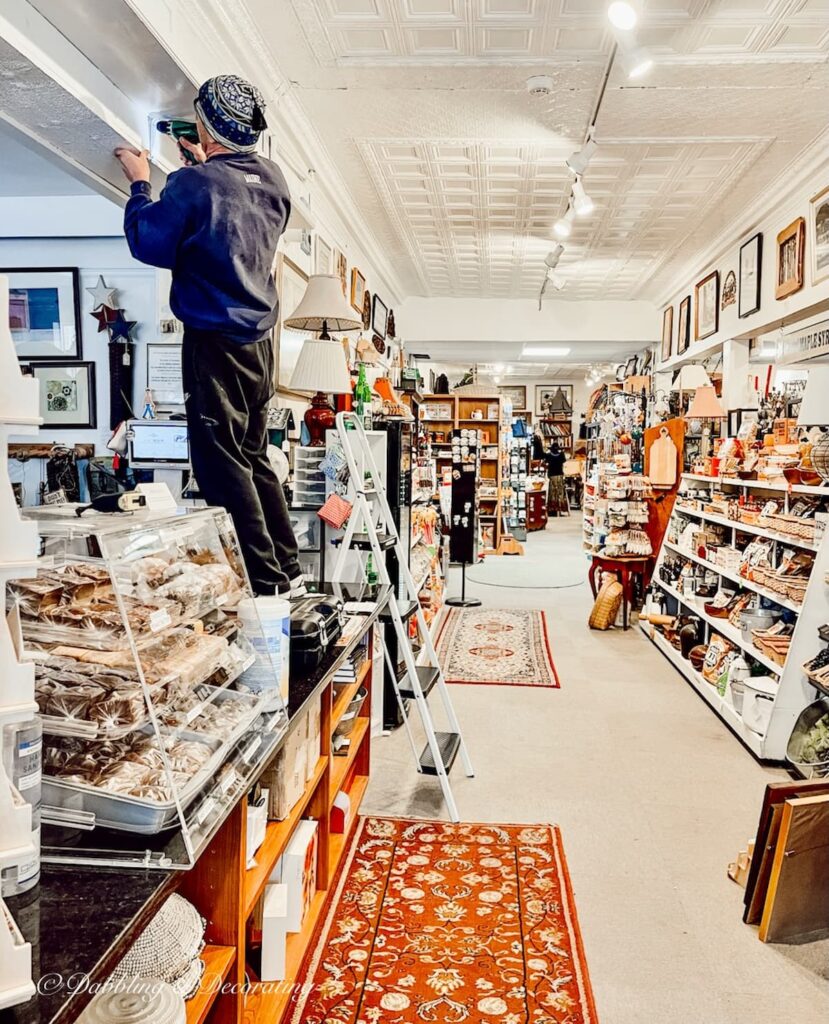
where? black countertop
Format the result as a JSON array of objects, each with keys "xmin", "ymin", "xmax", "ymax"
[{"xmin": 1, "ymin": 587, "xmax": 389, "ymax": 1024}]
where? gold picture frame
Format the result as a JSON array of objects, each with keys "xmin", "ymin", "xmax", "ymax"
[
  {"xmin": 350, "ymin": 267, "xmax": 366, "ymax": 314},
  {"xmin": 775, "ymin": 217, "xmax": 805, "ymax": 300},
  {"xmin": 660, "ymin": 306, "xmax": 673, "ymax": 363},
  {"xmin": 694, "ymin": 270, "xmax": 719, "ymax": 341}
]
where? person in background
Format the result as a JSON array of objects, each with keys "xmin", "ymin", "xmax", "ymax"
[
  {"xmin": 114, "ymin": 74, "xmax": 305, "ymax": 598},
  {"xmin": 545, "ymin": 441, "xmax": 568, "ymax": 516}
]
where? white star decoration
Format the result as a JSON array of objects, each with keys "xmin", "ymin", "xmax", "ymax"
[{"xmin": 86, "ymin": 275, "xmax": 117, "ymax": 310}]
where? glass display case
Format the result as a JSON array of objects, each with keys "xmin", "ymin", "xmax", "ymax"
[{"xmin": 7, "ymin": 507, "xmax": 287, "ymax": 870}]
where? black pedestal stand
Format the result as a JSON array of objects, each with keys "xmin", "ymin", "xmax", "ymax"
[{"xmin": 446, "ymin": 561, "xmax": 481, "ymax": 608}]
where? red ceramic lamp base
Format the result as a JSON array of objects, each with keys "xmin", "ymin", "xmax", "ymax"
[{"xmin": 304, "ymin": 391, "xmax": 336, "ymax": 446}]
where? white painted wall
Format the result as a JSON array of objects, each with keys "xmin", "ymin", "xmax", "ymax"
[
  {"xmin": 398, "ymin": 297, "xmax": 659, "ymax": 345},
  {"xmin": 659, "ymin": 148, "xmax": 829, "ymax": 370}
]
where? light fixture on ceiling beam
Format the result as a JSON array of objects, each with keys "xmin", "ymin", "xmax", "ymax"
[
  {"xmin": 545, "ymin": 244, "xmax": 564, "ymax": 269},
  {"xmin": 522, "ymin": 346, "xmax": 572, "ymax": 357},
  {"xmin": 607, "ymin": 1, "xmax": 639, "ymax": 31},
  {"xmin": 572, "ymin": 177, "xmax": 594, "ymax": 216},
  {"xmin": 553, "ymin": 202, "xmax": 575, "ymax": 239},
  {"xmin": 566, "ymin": 136, "xmax": 598, "ymax": 176},
  {"xmin": 547, "ymin": 270, "xmax": 566, "ymax": 292},
  {"xmin": 619, "ymin": 44, "xmax": 654, "ymax": 79}
]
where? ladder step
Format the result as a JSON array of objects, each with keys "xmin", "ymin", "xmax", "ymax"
[
  {"xmin": 398, "ymin": 665, "xmax": 440, "ymax": 700},
  {"xmin": 419, "ymin": 731, "xmax": 462, "ymax": 776},
  {"xmin": 380, "ymin": 599, "xmax": 418, "ymax": 622},
  {"xmin": 332, "ymin": 533, "xmax": 396, "ymax": 551}
]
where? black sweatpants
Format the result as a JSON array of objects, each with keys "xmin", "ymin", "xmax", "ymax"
[{"xmin": 182, "ymin": 329, "xmax": 299, "ymax": 595}]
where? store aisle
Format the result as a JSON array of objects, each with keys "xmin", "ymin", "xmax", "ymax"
[{"xmin": 366, "ymin": 519, "xmax": 829, "ymax": 1024}]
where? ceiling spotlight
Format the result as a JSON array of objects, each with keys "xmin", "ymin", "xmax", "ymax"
[
  {"xmin": 620, "ymin": 45, "xmax": 654, "ymax": 79},
  {"xmin": 493, "ymin": 375, "xmax": 502, "ymax": 384},
  {"xmin": 547, "ymin": 270, "xmax": 566, "ymax": 292},
  {"xmin": 553, "ymin": 204, "xmax": 575, "ymax": 239},
  {"xmin": 607, "ymin": 1, "xmax": 638, "ymax": 31},
  {"xmin": 572, "ymin": 177, "xmax": 594, "ymax": 216},
  {"xmin": 545, "ymin": 244, "xmax": 564, "ymax": 269},
  {"xmin": 493, "ymin": 363, "xmax": 505, "ymax": 373},
  {"xmin": 566, "ymin": 137, "xmax": 598, "ymax": 176}
]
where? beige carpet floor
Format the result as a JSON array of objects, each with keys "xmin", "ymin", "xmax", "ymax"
[{"xmin": 364, "ymin": 519, "xmax": 829, "ymax": 1024}]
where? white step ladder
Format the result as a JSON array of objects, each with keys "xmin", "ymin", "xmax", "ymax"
[{"xmin": 332, "ymin": 412, "xmax": 474, "ymax": 821}]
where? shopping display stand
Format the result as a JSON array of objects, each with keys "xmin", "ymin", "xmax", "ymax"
[
  {"xmin": 447, "ymin": 428, "xmax": 481, "ymax": 608},
  {"xmin": 643, "ymin": 472, "xmax": 828, "ymax": 760},
  {"xmin": 0, "ymin": 275, "xmax": 38, "ymax": 1011}
]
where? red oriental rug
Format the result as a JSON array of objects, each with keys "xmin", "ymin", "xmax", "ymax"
[
  {"xmin": 291, "ymin": 817, "xmax": 597, "ymax": 1023},
  {"xmin": 434, "ymin": 608, "xmax": 560, "ymax": 688}
]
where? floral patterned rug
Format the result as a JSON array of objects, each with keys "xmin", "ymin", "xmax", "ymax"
[
  {"xmin": 434, "ymin": 608, "xmax": 560, "ymax": 688},
  {"xmin": 291, "ymin": 817, "xmax": 597, "ymax": 1024}
]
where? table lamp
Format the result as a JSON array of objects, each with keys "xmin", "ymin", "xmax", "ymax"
[
  {"xmin": 685, "ymin": 385, "xmax": 725, "ymax": 459},
  {"xmin": 671, "ymin": 364, "xmax": 711, "ymax": 415},
  {"xmin": 285, "ymin": 274, "xmax": 362, "ymax": 445},
  {"xmin": 796, "ymin": 366, "xmax": 829, "ymax": 481}
]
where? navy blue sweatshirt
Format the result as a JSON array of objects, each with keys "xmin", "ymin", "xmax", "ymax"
[{"xmin": 124, "ymin": 152, "xmax": 291, "ymax": 343}]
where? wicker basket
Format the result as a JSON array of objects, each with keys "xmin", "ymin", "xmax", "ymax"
[{"xmin": 589, "ymin": 576, "xmax": 623, "ymax": 630}]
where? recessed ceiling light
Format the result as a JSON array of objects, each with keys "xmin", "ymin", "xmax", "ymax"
[
  {"xmin": 522, "ymin": 346, "xmax": 572, "ymax": 357},
  {"xmin": 607, "ymin": 1, "xmax": 638, "ymax": 31}
]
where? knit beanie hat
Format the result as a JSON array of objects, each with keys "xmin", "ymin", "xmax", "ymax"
[{"xmin": 194, "ymin": 75, "xmax": 268, "ymax": 153}]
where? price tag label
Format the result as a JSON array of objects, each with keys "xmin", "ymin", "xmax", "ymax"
[
  {"xmin": 149, "ymin": 608, "xmax": 172, "ymax": 633},
  {"xmin": 241, "ymin": 736, "xmax": 262, "ymax": 763},
  {"xmin": 219, "ymin": 769, "xmax": 238, "ymax": 793},
  {"xmin": 196, "ymin": 798, "xmax": 216, "ymax": 824},
  {"xmin": 216, "ymin": 594, "xmax": 228, "ymax": 607}
]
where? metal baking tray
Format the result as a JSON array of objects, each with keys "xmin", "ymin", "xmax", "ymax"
[{"xmin": 41, "ymin": 729, "xmax": 224, "ymax": 834}]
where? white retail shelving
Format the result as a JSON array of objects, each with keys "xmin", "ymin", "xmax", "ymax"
[
  {"xmin": 645, "ymin": 472, "xmax": 827, "ymax": 762},
  {"xmin": 0, "ymin": 274, "xmax": 38, "ymax": 1010}
]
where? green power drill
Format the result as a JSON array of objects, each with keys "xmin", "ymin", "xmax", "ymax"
[{"xmin": 156, "ymin": 119, "xmax": 201, "ymax": 165}]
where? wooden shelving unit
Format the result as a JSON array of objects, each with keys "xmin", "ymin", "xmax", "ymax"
[
  {"xmin": 418, "ymin": 393, "xmax": 506, "ymax": 552},
  {"xmin": 177, "ymin": 626, "xmax": 378, "ymax": 1024}
]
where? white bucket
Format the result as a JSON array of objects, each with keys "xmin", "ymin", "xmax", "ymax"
[
  {"xmin": 237, "ymin": 596, "xmax": 291, "ymax": 702},
  {"xmin": 741, "ymin": 676, "xmax": 777, "ymax": 736}
]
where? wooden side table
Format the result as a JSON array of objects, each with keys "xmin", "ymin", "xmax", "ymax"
[
  {"xmin": 588, "ymin": 554, "xmax": 651, "ymax": 630},
  {"xmin": 527, "ymin": 489, "xmax": 548, "ymax": 532}
]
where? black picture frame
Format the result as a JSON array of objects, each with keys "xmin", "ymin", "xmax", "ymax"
[
  {"xmin": 738, "ymin": 233, "xmax": 763, "ymax": 318},
  {"xmin": 28, "ymin": 360, "xmax": 97, "ymax": 429},
  {"xmin": 661, "ymin": 306, "xmax": 673, "ymax": 363},
  {"xmin": 2, "ymin": 266, "xmax": 82, "ymax": 361},
  {"xmin": 371, "ymin": 294, "xmax": 388, "ymax": 340}
]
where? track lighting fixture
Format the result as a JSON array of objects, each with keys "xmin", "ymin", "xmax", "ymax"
[
  {"xmin": 545, "ymin": 244, "xmax": 564, "ymax": 269},
  {"xmin": 553, "ymin": 203, "xmax": 575, "ymax": 239},
  {"xmin": 607, "ymin": 1, "xmax": 639, "ymax": 31},
  {"xmin": 547, "ymin": 270, "xmax": 566, "ymax": 292},
  {"xmin": 572, "ymin": 177, "xmax": 594, "ymax": 216},
  {"xmin": 566, "ymin": 137, "xmax": 598, "ymax": 177}
]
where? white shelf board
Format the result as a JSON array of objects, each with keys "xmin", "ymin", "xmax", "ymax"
[
  {"xmin": 674, "ymin": 503, "xmax": 819, "ymax": 552},
  {"xmin": 642, "ymin": 621, "xmax": 766, "ymax": 756},
  {"xmin": 663, "ymin": 540, "xmax": 803, "ymax": 613},
  {"xmin": 653, "ymin": 577, "xmax": 783, "ymax": 675},
  {"xmin": 682, "ymin": 473, "xmax": 829, "ymax": 497}
]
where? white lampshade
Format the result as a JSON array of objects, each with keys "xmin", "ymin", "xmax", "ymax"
[
  {"xmin": 685, "ymin": 385, "xmax": 725, "ymax": 420},
  {"xmin": 671, "ymin": 364, "xmax": 711, "ymax": 391},
  {"xmin": 289, "ymin": 338, "xmax": 352, "ymax": 394},
  {"xmin": 797, "ymin": 366, "xmax": 829, "ymax": 427},
  {"xmin": 284, "ymin": 274, "xmax": 362, "ymax": 333}
]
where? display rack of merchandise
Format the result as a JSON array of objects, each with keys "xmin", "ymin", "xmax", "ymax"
[
  {"xmin": 292, "ymin": 447, "xmax": 327, "ymax": 507},
  {"xmin": 0, "ymin": 275, "xmax": 38, "ymax": 1011},
  {"xmin": 7, "ymin": 507, "xmax": 288, "ymax": 869},
  {"xmin": 505, "ymin": 436, "xmax": 530, "ymax": 538},
  {"xmin": 419, "ymin": 393, "xmax": 505, "ymax": 551},
  {"xmin": 642, "ymin": 472, "xmax": 828, "ymax": 761}
]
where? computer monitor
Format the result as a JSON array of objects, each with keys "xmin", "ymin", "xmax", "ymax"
[{"xmin": 127, "ymin": 419, "xmax": 190, "ymax": 470}]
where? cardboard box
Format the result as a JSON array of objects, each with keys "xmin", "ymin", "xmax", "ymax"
[
  {"xmin": 261, "ymin": 883, "xmax": 289, "ymax": 981},
  {"xmin": 281, "ymin": 819, "xmax": 318, "ymax": 932},
  {"xmin": 262, "ymin": 723, "xmax": 306, "ymax": 820},
  {"xmin": 305, "ymin": 699, "xmax": 322, "ymax": 782}
]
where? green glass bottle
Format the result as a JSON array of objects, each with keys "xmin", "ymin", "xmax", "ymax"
[
  {"xmin": 355, "ymin": 363, "xmax": 373, "ymax": 429},
  {"xmin": 365, "ymin": 553, "xmax": 379, "ymax": 585}
]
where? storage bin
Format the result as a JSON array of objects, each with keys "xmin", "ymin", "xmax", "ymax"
[
  {"xmin": 333, "ymin": 686, "xmax": 367, "ymax": 739},
  {"xmin": 741, "ymin": 676, "xmax": 778, "ymax": 735},
  {"xmin": 786, "ymin": 698, "xmax": 829, "ymax": 779}
]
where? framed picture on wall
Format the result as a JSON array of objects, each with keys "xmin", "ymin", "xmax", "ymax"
[
  {"xmin": 738, "ymin": 233, "xmax": 762, "ymax": 318},
  {"xmin": 28, "ymin": 360, "xmax": 96, "ymax": 428},
  {"xmin": 536, "ymin": 384, "xmax": 572, "ymax": 416},
  {"xmin": 660, "ymin": 306, "xmax": 673, "ymax": 363},
  {"xmin": 334, "ymin": 249, "xmax": 347, "ymax": 296},
  {"xmin": 498, "ymin": 385, "xmax": 526, "ymax": 410},
  {"xmin": 2, "ymin": 267, "xmax": 82, "ymax": 361},
  {"xmin": 677, "ymin": 296, "xmax": 691, "ymax": 354},
  {"xmin": 350, "ymin": 267, "xmax": 366, "ymax": 313},
  {"xmin": 809, "ymin": 186, "xmax": 829, "ymax": 286},
  {"xmin": 371, "ymin": 294, "xmax": 389, "ymax": 340},
  {"xmin": 273, "ymin": 255, "xmax": 311, "ymax": 396},
  {"xmin": 314, "ymin": 235, "xmax": 332, "ymax": 275},
  {"xmin": 775, "ymin": 217, "xmax": 805, "ymax": 299},
  {"xmin": 694, "ymin": 271, "xmax": 719, "ymax": 341}
]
